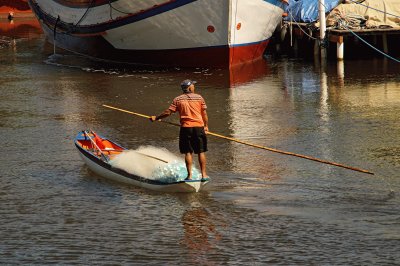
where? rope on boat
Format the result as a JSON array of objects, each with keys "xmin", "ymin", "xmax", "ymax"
[
  {"xmin": 108, "ymin": 0, "xmax": 132, "ymax": 19},
  {"xmin": 75, "ymin": 0, "xmax": 96, "ymax": 27}
]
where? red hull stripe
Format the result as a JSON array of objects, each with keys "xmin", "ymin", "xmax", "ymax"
[{"xmin": 230, "ymin": 39, "xmax": 270, "ymax": 66}]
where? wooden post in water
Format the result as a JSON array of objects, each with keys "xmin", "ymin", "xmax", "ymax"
[
  {"xmin": 383, "ymin": 33, "xmax": 389, "ymax": 54},
  {"xmin": 337, "ymin": 36, "xmax": 344, "ymax": 60},
  {"xmin": 337, "ymin": 60, "xmax": 345, "ymax": 87},
  {"xmin": 314, "ymin": 39, "xmax": 320, "ymax": 59},
  {"xmin": 319, "ymin": 0, "xmax": 327, "ymax": 60},
  {"xmin": 330, "ymin": 35, "xmax": 344, "ymax": 60}
]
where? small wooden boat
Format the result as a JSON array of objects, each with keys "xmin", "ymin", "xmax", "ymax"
[{"xmin": 74, "ymin": 130, "xmax": 209, "ymax": 193}]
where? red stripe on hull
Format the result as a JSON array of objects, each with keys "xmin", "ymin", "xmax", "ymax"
[
  {"xmin": 229, "ymin": 40, "xmax": 270, "ymax": 66},
  {"xmin": 118, "ymin": 47, "xmax": 231, "ymax": 68}
]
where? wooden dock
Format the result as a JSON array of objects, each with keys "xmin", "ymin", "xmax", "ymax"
[{"xmin": 276, "ymin": 21, "xmax": 400, "ymax": 60}]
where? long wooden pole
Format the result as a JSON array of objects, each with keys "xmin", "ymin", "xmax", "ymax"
[{"xmin": 102, "ymin": 104, "xmax": 374, "ymax": 175}]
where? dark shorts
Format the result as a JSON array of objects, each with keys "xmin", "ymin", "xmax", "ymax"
[{"xmin": 179, "ymin": 127, "xmax": 208, "ymax": 154}]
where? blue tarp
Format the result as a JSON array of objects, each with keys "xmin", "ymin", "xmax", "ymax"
[{"xmin": 285, "ymin": 0, "xmax": 341, "ymax": 23}]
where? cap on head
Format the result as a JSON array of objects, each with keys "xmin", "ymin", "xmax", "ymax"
[{"xmin": 180, "ymin": 79, "xmax": 197, "ymax": 92}]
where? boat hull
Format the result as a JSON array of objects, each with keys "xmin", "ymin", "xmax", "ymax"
[
  {"xmin": 29, "ymin": 0, "xmax": 286, "ymax": 67},
  {"xmin": 75, "ymin": 132, "xmax": 208, "ymax": 193}
]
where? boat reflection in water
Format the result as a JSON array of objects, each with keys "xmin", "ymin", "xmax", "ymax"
[
  {"xmin": 229, "ymin": 58, "xmax": 270, "ymax": 88},
  {"xmin": 0, "ymin": 17, "xmax": 42, "ymax": 39},
  {"xmin": 191, "ymin": 57, "xmax": 271, "ymax": 89},
  {"xmin": 0, "ymin": 0, "xmax": 33, "ymax": 19}
]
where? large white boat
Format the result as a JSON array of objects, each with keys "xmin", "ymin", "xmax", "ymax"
[{"xmin": 28, "ymin": 0, "xmax": 286, "ymax": 67}]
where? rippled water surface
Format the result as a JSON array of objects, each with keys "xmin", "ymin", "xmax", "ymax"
[{"xmin": 1, "ymin": 20, "xmax": 400, "ymax": 265}]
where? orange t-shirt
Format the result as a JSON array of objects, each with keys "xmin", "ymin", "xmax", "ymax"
[{"xmin": 168, "ymin": 93, "xmax": 207, "ymax": 127}]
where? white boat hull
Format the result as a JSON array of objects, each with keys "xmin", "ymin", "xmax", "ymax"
[
  {"xmin": 29, "ymin": 0, "xmax": 286, "ymax": 67},
  {"xmin": 75, "ymin": 133, "xmax": 208, "ymax": 193}
]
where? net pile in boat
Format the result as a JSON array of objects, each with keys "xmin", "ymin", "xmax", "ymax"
[{"xmin": 152, "ymin": 161, "xmax": 201, "ymax": 183}]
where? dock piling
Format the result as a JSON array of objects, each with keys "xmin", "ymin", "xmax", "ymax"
[
  {"xmin": 383, "ymin": 33, "xmax": 388, "ymax": 54},
  {"xmin": 319, "ymin": 0, "xmax": 327, "ymax": 60},
  {"xmin": 336, "ymin": 36, "xmax": 344, "ymax": 60}
]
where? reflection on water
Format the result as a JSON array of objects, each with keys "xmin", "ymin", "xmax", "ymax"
[
  {"xmin": 181, "ymin": 205, "xmax": 222, "ymax": 255},
  {"xmin": 177, "ymin": 193, "xmax": 226, "ymax": 265},
  {"xmin": 42, "ymin": 53, "xmax": 272, "ymax": 89},
  {"xmin": 182, "ymin": 207, "xmax": 218, "ymax": 250},
  {"xmin": 1, "ymin": 29, "xmax": 400, "ymax": 264},
  {"xmin": 0, "ymin": 17, "xmax": 41, "ymax": 38},
  {"xmin": 0, "ymin": 17, "xmax": 41, "ymax": 50},
  {"xmin": 229, "ymin": 58, "xmax": 270, "ymax": 87}
]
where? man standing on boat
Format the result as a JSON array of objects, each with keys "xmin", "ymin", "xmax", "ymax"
[{"xmin": 150, "ymin": 79, "xmax": 209, "ymax": 180}]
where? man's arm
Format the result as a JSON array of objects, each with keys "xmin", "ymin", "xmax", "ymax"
[
  {"xmin": 202, "ymin": 109, "xmax": 209, "ymax": 132},
  {"xmin": 150, "ymin": 109, "xmax": 172, "ymax": 122}
]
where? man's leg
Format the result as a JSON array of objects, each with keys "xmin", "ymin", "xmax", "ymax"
[
  {"xmin": 185, "ymin": 152, "xmax": 193, "ymax": 179},
  {"xmin": 198, "ymin": 152, "xmax": 207, "ymax": 178}
]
